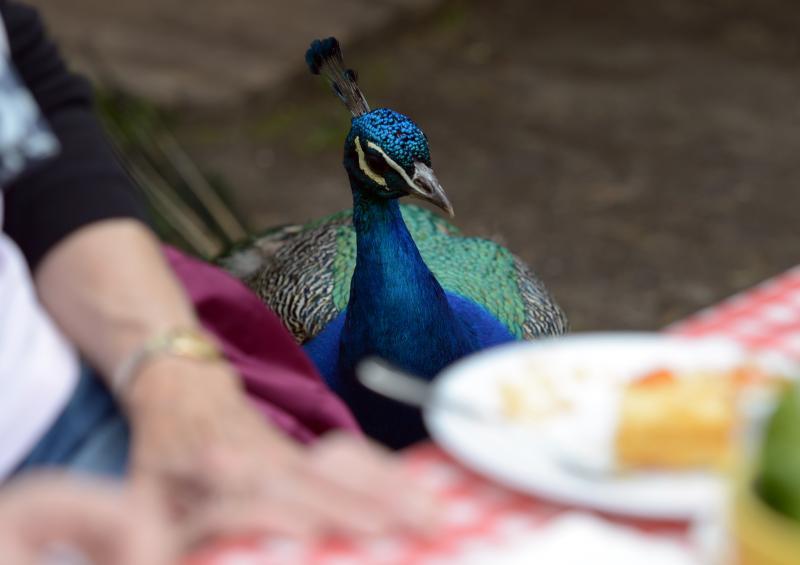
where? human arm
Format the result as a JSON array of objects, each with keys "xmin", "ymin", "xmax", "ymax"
[
  {"xmin": 34, "ymin": 221, "xmax": 437, "ymax": 538},
  {"xmin": 2, "ymin": 0, "xmax": 437, "ymax": 539}
]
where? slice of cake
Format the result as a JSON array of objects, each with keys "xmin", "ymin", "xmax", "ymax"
[{"xmin": 615, "ymin": 369, "xmax": 737, "ymax": 470}]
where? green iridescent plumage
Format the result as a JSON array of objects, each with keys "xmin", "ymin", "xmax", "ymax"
[{"xmin": 220, "ymin": 204, "xmax": 567, "ymax": 343}]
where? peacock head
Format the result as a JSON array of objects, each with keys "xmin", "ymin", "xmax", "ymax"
[{"xmin": 306, "ymin": 37, "xmax": 453, "ymax": 217}]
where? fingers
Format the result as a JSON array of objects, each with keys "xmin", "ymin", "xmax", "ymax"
[
  {"xmin": 0, "ymin": 535, "xmax": 33, "ymax": 565},
  {"xmin": 129, "ymin": 389, "xmax": 441, "ymax": 545},
  {"xmin": 306, "ymin": 433, "xmax": 441, "ymax": 535},
  {"xmin": 0, "ymin": 474, "xmax": 174, "ymax": 565},
  {"xmin": 182, "ymin": 432, "xmax": 442, "ymax": 544},
  {"xmin": 262, "ymin": 466, "xmax": 395, "ymax": 536},
  {"xmin": 182, "ymin": 478, "xmax": 385, "ymax": 545},
  {"xmin": 123, "ymin": 483, "xmax": 176, "ymax": 565},
  {"xmin": 181, "ymin": 497, "xmax": 320, "ymax": 547},
  {"xmin": 178, "ymin": 446, "xmax": 386, "ymax": 543}
]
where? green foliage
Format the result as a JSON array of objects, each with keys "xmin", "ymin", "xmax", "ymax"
[
  {"xmin": 758, "ymin": 382, "xmax": 800, "ymax": 522},
  {"xmin": 96, "ymin": 89, "xmax": 249, "ymax": 258}
]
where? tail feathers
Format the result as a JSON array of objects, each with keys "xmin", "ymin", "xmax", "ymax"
[{"xmin": 306, "ymin": 37, "xmax": 370, "ymax": 117}]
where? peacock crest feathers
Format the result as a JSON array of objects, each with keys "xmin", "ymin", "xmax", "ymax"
[
  {"xmin": 306, "ymin": 37, "xmax": 370, "ymax": 118},
  {"xmin": 221, "ymin": 205, "xmax": 567, "ymax": 343}
]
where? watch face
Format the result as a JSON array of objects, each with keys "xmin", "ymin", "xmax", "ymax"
[{"xmin": 0, "ymin": 55, "xmax": 59, "ymax": 190}]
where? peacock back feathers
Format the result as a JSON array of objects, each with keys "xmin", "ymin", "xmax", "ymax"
[{"xmin": 220, "ymin": 205, "xmax": 567, "ymax": 343}]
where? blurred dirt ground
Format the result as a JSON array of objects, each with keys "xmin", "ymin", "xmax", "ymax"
[
  {"xmin": 26, "ymin": 0, "xmax": 440, "ymax": 106},
  {"xmin": 36, "ymin": 0, "xmax": 800, "ymax": 331}
]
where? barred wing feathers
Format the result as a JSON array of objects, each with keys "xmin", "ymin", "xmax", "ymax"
[{"xmin": 221, "ymin": 206, "xmax": 566, "ymax": 343}]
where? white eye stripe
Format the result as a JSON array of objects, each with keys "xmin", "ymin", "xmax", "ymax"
[
  {"xmin": 365, "ymin": 141, "xmax": 418, "ymax": 190},
  {"xmin": 354, "ymin": 136, "xmax": 388, "ymax": 187}
]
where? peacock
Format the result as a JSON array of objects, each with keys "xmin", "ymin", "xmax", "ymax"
[{"xmin": 221, "ymin": 37, "xmax": 567, "ymax": 448}]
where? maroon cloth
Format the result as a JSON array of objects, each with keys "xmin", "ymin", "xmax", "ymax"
[{"xmin": 164, "ymin": 246, "xmax": 360, "ymax": 442}]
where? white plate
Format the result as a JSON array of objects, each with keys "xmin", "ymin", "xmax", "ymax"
[{"xmin": 424, "ymin": 332, "xmax": 797, "ymax": 520}]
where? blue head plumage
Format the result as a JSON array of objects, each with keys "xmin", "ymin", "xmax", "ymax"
[
  {"xmin": 350, "ymin": 109, "xmax": 431, "ymax": 170},
  {"xmin": 306, "ymin": 37, "xmax": 453, "ymax": 216}
]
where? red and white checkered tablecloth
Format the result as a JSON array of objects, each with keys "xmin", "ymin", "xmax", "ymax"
[
  {"xmin": 185, "ymin": 266, "xmax": 800, "ymax": 565},
  {"xmin": 667, "ymin": 265, "xmax": 800, "ymax": 359}
]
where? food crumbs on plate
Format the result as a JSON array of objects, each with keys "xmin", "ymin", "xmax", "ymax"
[
  {"xmin": 573, "ymin": 367, "xmax": 590, "ymax": 382},
  {"xmin": 499, "ymin": 373, "xmax": 573, "ymax": 422},
  {"xmin": 499, "ymin": 382, "xmax": 524, "ymax": 420}
]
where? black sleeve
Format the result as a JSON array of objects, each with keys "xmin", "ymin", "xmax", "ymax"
[{"xmin": 0, "ymin": 0, "xmax": 148, "ymax": 270}]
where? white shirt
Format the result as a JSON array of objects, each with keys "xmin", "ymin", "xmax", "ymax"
[
  {"xmin": 0, "ymin": 13, "xmax": 79, "ymax": 479},
  {"xmin": 0, "ymin": 195, "xmax": 80, "ymax": 478}
]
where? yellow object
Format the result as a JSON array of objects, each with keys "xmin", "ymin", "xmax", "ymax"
[
  {"xmin": 732, "ymin": 468, "xmax": 800, "ymax": 565},
  {"xmin": 616, "ymin": 376, "xmax": 736, "ymax": 469}
]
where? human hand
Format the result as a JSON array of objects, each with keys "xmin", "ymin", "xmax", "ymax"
[
  {"xmin": 0, "ymin": 474, "xmax": 172, "ymax": 565},
  {"xmin": 126, "ymin": 357, "xmax": 440, "ymax": 543}
]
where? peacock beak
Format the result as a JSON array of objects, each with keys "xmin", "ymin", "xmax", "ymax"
[{"xmin": 408, "ymin": 162, "xmax": 454, "ymax": 218}]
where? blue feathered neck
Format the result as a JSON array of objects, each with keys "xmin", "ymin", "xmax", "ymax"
[
  {"xmin": 304, "ymin": 168, "xmax": 515, "ymax": 448},
  {"xmin": 337, "ymin": 181, "xmax": 479, "ymax": 381}
]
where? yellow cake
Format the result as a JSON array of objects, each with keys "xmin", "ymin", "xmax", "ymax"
[{"xmin": 615, "ymin": 370, "xmax": 737, "ymax": 470}]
